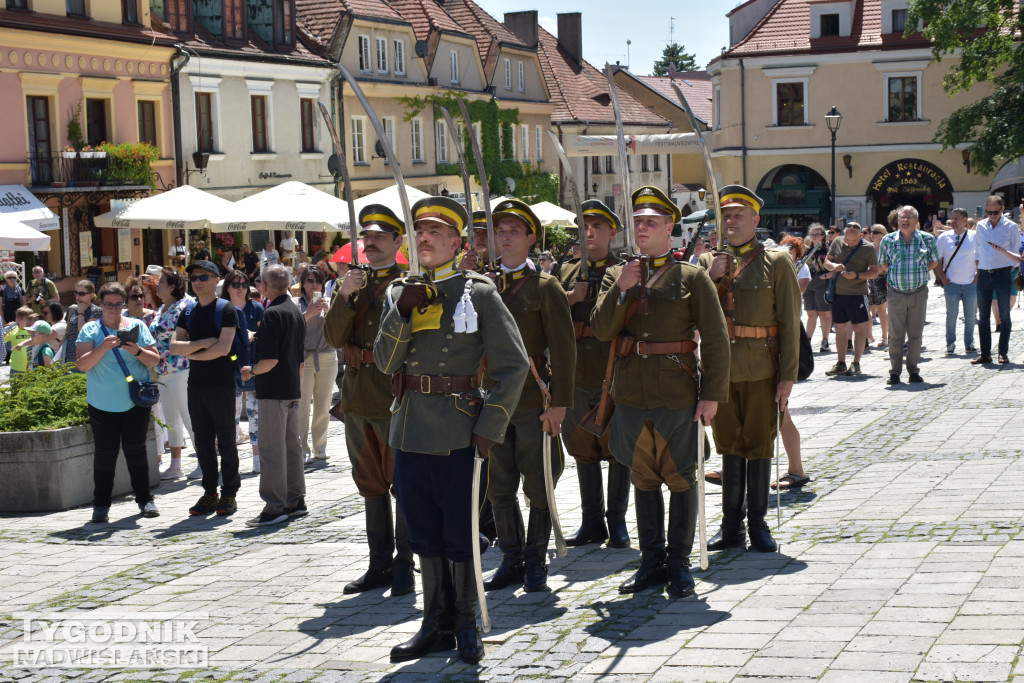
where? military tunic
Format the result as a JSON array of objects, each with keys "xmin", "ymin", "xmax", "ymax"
[
  {"xmin": 484, "ymin": 266, "xmax": 576, "ymax": 509},
  {"xmin": 558, "ymin": 256, "xmax": 622, "ymax": 464},
  {"xmin": 590, "ymin": 255, "xmax": 731, "ymax": 491},
  {"xmin": 698, "ymin": 243, "xmax": 801, "ymax": 460},
  {"xmin": 373, "ymin": 263, "xmax": 528, "ymax": 561},
  {"xmin": 324, "ymin": 264, "xmax": 403, "ymax": 497}
]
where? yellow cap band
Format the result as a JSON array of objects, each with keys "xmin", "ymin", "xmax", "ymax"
[
  {"xmin": 496, "ymin": 206, "xmax": 537, "ymax": 231},
  {"xmin": 415, "ymin": 204, "xmax": 464, "ymax": 230},
  {"xmin": 362, "ymin": 212, "xmax": 404, "ymax": 232},
  {"xmin": 720, "ymin": 193, "xmax": 760, "ymax": 212},
  {"xmin": 583, "ymin": 207, "xmax": 617, "ymax": 226}
]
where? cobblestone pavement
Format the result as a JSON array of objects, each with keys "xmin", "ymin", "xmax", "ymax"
[{"xmin": 2, "ymin": 287, "xmax": 1024, "ymax": 682}]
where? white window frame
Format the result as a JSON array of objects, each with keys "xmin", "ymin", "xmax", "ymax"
[
  {"xmin": 504, "ymin": 58, "xmax": 512, "ymax": 90},
  {"xmin": 436, "ymin": 120, "xmax": 449, "ymax": 163},
  {"xmin": 351, "ymin": 115, "xmax": 367, "ymax": 164},
  {"xmin": 296, "ymin": 82, "xmax": 322, "ymax": 156},
  {"xmin": 382, "ymin": 116, "xmax": 396, "ymax": 161},
  {"xmin": 376, "ymin": 37, "xmax": 388, "ymax": 74},
  {"xmin": 394, "ymin": 39, "xmax": 406, "ymax": 75},
  {"xmin": 450, "ymin": 50, "xmax": 459, "ymax": 84},
  {"xmin": 245, "ymin": 79, "xmax": 276, "ymax": 157},
  {"xmin": 358, "ymin": 35, "xmax": 371, "ymax": 73},
  {"xmin": 517, "ymin": 62, "xmax": 525, "ymax": 92},
  {"xmin": 770, "ymin": 77, "xmax": 809, "ymax": 126},
  {"xmin": 505, "ymin": 123, "xmax": 515, "ymax": 160},
  {"xmin": 535, "ymin": 125, "xmax": 543, "ymax": 160},
  {"xmin": 190, "ymin": 75, "xmax": 223, "ymax": 155},
  {"xmin": 713, "ymin": 86, "xmax": 721, "ymax": 131},
  {"xmin": 881, "ymin": 0, "xmax": 919, "ymax": 34},
  {"xmin": 521, "ymin": 124, "xmax": 529, "ymax": 162},
  {"xmin": 882, "ymin": 71, "xmax": 922, "ymax": 123},
  {"xmin": 411, "ymin": 117, "xmax": 423, "ymax": 162},
  {"xmin": 472, "ymin": 121, "xmax": 481, "ymax": 148}
]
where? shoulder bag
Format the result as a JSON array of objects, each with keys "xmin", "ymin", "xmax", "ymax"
[
  {"xmin": 825, "ymin": 242, "xmax": 863, "ymax": 304},
  {"xmin": 101, "ymin": 321, "xmax": 160, "ymax": 408}
]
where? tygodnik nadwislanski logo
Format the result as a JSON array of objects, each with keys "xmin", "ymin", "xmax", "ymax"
[{"xmin": 9, "ymin": 612, "xmax": 208, "ymax": 668}]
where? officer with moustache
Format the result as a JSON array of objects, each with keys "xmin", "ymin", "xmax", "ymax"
[
  {"xmin": 483, "ymin": 198, "xmax": 576, "ymax": 594},
  {"xmin": 591, "ymin": 186, "xmax": 730, "ymax": 597},
  {"xmin": 324, "ymin": 204, "xmax": 413, "ymax": 596},
  {"xmin": 558, "ymin": 200, "xmax": 631, "ymax": 549},
  {"xmin": 374, "ymin": 196, "xmax": 527, "ymax": 664},
  {"xmin": 700, "ymin": 185, "xmax": 801, "ymax": 553}
]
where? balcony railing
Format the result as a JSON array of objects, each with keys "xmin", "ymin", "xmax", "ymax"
[{"xmin": 28, "ymin": 152, "xmax": 111, "ymax": 187}]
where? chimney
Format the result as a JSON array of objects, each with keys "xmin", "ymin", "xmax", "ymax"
[
  {"xmin": 557, "ymin": 12, "xmax": 582, "ymax": 65},
  {"xmin": 503, "ymin": 10, "xmax": 538, "ymax": 48}
]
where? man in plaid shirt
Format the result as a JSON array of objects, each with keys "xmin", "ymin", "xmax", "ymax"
[{"xmin": 877, "ymin": 205, "xmax": 939, "ymax": 385}]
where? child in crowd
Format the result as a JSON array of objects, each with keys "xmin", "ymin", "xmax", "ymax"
[
  {"xmin": 24, "ymin": 320, "xmax": 55, "ymax": 368},
  {"xmin": 4, "ymin": 306, "xmax": 35, "ymax": 375}
]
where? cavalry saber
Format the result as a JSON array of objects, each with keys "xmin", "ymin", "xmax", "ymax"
[
  {"xmin": 456, "ymin": 99, "xmax": 498, "ymax": 271},
  {"xmin": 317, "ymin": 102, "xmax": 360, "ymax": 265},
  {"xmin": 470, "ymin": 452, "xmax": 491, "ymax": 633},
  {"xmin": 543, "ymin": 434, "xmax": 568, "ymax": 558},
  {"xmin": 336, "ymin": 63, "xmax": 419, "ymax": 275},
  {"xmin": 667, "ymin": 64, "xmax": 723, "ymax": 250},
  {"xmin": 440, "ymin": 106, "xmax": 475, "ymax": 217},
  {"xmin": 775, "ymin": 405, "xmax": 783, "ymax": 528},
  {"xmin": 546, "ymin": 131, "xmax": 589, "ymax": 279},
  {"xmin": 696, "ymin": 416, "xmax": 708, "ymax": 571},
  {"xmin": 604, "ymin": 64, "xmax": 636, "ymax": 255}
]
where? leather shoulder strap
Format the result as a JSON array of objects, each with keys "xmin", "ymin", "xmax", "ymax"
[{"xmin": 717, "ymin": 246, "xmax": 765, "ymax": 297}]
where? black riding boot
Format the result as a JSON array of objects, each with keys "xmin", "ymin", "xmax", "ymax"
[
  {"xmin": 452, "ymin": 561, "xmax": 485, "ymax": 663},
  {"xmin": 390, "ymin": 557, "xmax": 456, "ymax": 661},
  {"xmin": 565, "ymin": 462, "xmax": 608, "ymax": 546},
  {"xmin": 345, "ymin": 495, "xmax": 395, "ymax": 593},
  {"xmin": 480, "ymin": 499, "xmax": 497, "ymax": 543},
  {"xmin": 666, "ymin": 487, "xmax": 697, "ymax": 598},
  {"xmin": 747, "ymin": 458, "xmax": 778, "ymax": 552},
  {"xmin": 606, "ymin": 461, "xmax": 632, "ymax": 548},
  {"xmin": 392, "ymin": 504, "xmax": 415, "ymax": 596},
  {"xmin": 483, "ymin": 504, "xmax": 525, "ymax": 590},
  {"xmin": 707, "ymin": 455, "xmax": 747, "ymax": 550},
  {"xmin": 524, "ymin": 506, "xmax": 552, "ymax": 592},
  {"xmin": 618, "ymin": 487, "xmax": 668, "ymax": 593}
]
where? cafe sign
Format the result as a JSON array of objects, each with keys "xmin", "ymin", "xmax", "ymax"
[{"xmin": 869, "ymin": 159, "xmax": 952, "ymax": 201}]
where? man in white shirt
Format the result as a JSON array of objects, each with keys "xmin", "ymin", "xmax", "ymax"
[
  {"xmin": 935, "ymin": 208, "xmax": 978, "ymax": 356},
  {"xmin": 279, "ymin": 231, "xmax": 297, "ymax": 264},
  {"xmin": 972, "ymin": 195, "xmax": 1020, "ymax": 364},
  {"xmin": 168, "ymin": 235, "xmax": 188, "ymax": 265},
  {"xmin": 261, "ymin": 240, "xmax": 280, "ymax": 273}
]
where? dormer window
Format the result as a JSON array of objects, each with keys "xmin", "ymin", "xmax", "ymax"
[
  {"xmin": 892, "ymin": 9, "xmax": 908, "ymax": 32},
  {"xmin": 810, "ymin": 2, "xmax": 852, "ymax": 38},
  {"xmin": 223, "ymin": 0, "xmax": 246, "ymax": 43},
  {"xmin": 820, "ymin": 14, "xmax": 840, "ymax": 36},
  {"xmin": 164, "ymin": 0, "xmax": 192, "ymax": 35},
  {"xmin": 275, "ymin": 0, "xmax": 295, "ymax": 47}
]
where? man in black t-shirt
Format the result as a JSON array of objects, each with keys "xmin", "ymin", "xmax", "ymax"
[
  {"xmin": 242, "ymin": 243, "xmax": 259, "ymax": 280},
  {"xmin": 170, "ymin": 259, "xmax": 241, "ymax": 517},
  {"xmin": 242, "ymin": 264, "xmax": 306, "ymax": 527}
]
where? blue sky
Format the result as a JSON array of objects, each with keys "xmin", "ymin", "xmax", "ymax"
[{"xmin": 474, "ymin": 0, "xmax": 736, "ymax": 74}]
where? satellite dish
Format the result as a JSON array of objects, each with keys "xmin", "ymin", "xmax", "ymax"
[
  {"xmin": 505, "ymin": 177, "xmax": 516, "ymax": 193},
  {"xmin": 374, "ymin": 140, "xmax": 385, "ymax": 159},
  {"xmin": 327, "ymin": 153, "xmax": 342, "ymax": 179},
  {"xmin": 414, "ymin": 40, "xmax": 429, "ymax": 58}
]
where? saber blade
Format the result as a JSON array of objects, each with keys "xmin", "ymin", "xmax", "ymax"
[
  {"xmin": 696, "ymin": 416, "xmax": 709, "ymax": 571},
  {"xmin": 604, "ymin": 63, "xmax": 636, "ymax": 255},
  {"xmin": 456, "ymin": 99, "xmax": 497, "ymax": 271},
  {"xmin": 317, "ymin": 101, "xmax": 359, "ymax": 264},
  {"xmin": 543, "ymin": 435, "xmax": 568, "ymax": 558},
  {"xmin": 546, "ymin": 131, "xmax": 589, "ymax": 280},
  {"xmin": 471, "ymin": 453, "xmax": 491, "ymax": 633}
]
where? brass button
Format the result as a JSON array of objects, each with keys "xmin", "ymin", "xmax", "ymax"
[
  {"xmin": 446, "ymin": 334, "xmax": 453, "ymax": 340},
  {"xmin": 441, "ymin": 347, "xmax": 449, "ymax": 353},
  {"xmin": 643, "ymin": 331, "xmax": 649, "ymax": 338},
  {"xmin": 439, "ymin": 362, "xmax": 446, "ymax": 368}
]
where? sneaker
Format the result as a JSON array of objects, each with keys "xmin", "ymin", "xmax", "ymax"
[
  {"xmin": 825, "ymin": 361, "xmax": 847, "ymax": 376},
  {"xmin": 251, "ymin": 455, "xmax": 261, "ymax": 474},
  {"xmin": 140, "ymin": 501, "xmax": 160, "ymax": 518},
  {"xmin": 313, "ymin": 449, "xmax": 328, "ymax": 460},
  {"xmin": 846, "ymin": 361, "xmax": 861, "ymax": 376},
  {"xmin": 286, "ymin": 498, "xmax": 309, "ymax": 518},
  {"xmin": 161, "ymin": 466, "xmax": 184, "ymax": 480},
  {"xmin": 187, "ymin": 465, "xmax": 203, "ymax": 480},
  {"xmin": 216, "ymin": 496, "xmax": 237, "ymax": 516},
  {"xmin": 946, "ymin": 345, "xmax": 956, "ymax": 357},
  {"xmin": 819, "ymin": 339, "xmax": 830, "ymax": 352},
  {"xmin": 887, "ymin": 373, "xmax": 901, "ymax": 385},
  {"xmin": 877, "ymin": 340, "xmax": 888, "ymax": 349},
  {"xmin": 965, "ymin": 345, "xmax": 978, "ymax": 353},
  {"xmin": 90, "ymin": 506, "xmax": 109, "ymax": 523},
  {"xmin": 245, "ymin": 511, "xmax": 288, "ymax": 528},
  {"xmin": 189, "ymin": 494, "xmax": 220, "ymax": 516}
]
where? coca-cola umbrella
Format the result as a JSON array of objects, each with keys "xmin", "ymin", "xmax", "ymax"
[
  {"xmin": 0, "ymin": 215, "xmax": 50, "ymax": 251},
  {"xmin": 330, "ymin": 239, "xmax": 409, "ymax": 265}
]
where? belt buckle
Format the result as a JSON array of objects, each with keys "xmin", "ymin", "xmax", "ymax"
[
  {"xmin": 635, "ymin": 341, "xmax": 648, "ymax": 359},
  {"xmin": 419, "ymin": 375, "xmax": 431, "ymax": 393}
]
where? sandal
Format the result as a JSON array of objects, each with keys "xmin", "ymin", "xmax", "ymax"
[
  {"xmin": 877, "ymin": 340, "xmax": 888, "ymax": 348},
  {"xmin": 704, "ymin": 470, "xmax": 722, "ymax": 485},
  {"xmin": 772, "ymin": 473, "xmax": 810, "ymax": 490}
]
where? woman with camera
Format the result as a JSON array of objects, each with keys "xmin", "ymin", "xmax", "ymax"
[{"xmin": 296, "ymin": 265, "xmax": 335, "ymax": 462}]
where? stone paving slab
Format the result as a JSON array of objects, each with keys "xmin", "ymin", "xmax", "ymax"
[{"xmin": 1, "ymin": 287, "xmax": 1024, "ymax": 681}]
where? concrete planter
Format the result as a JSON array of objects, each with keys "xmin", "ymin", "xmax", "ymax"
[{"xmin": 0, "ymin": 422, "xmax": 159, "ymax": 512}]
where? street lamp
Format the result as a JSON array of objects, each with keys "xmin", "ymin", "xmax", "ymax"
[{"xmin": 825, "ymin": 106, "xmax": 843, "ymax": 226}]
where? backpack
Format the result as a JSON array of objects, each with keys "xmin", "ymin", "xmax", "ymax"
[
  {"xmin": 184, "ymin": 298, "xmax": 252, "ymax": 390},
  {"xmin": 798, "ymin": 322, "xmax": 814, "ymax": 381}
]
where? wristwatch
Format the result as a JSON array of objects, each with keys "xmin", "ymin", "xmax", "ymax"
[{"xmin": 133, "ymin": 348, "xmax": 143, "ymax": 357}]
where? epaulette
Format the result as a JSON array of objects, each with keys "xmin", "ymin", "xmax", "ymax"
[{"xmin": 461, "ymin": 270, "xmax": 494, "ymax": 285}]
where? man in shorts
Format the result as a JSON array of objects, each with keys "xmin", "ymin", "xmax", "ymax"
[{"xmin": 823, "ymin": 222, "xmax": 879, "ymax": 376}]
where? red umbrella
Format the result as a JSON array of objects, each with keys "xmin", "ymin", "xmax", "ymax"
[{"xmin": 329, "ymin": 239, "xmax": 409, "ymax": 265}]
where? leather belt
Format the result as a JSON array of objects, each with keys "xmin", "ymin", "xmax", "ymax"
[
  {"xmin": 343, "ymin": 343, "xmax": 375, "ymax": 365},
  {"xmin": 573, "ymin": 321, "xmax": 595, "ymax": 339},
  {"xmin": 616, "ymin": 339, "xmax": 697, "ymax": 357},
  {"xmin": 978, "ymin": 266, "xmax": 1012, "ymax": 273},
  {"xmin": 732, "ymin": 325, "xmax": 779, "ymax": 339},
  {"xmin": 399, "ymin": 373, "xmax": 479, "ymax": 395}
]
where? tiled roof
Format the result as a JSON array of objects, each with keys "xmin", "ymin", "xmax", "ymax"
[
  {"xmin": 535, "ymin": 26, "xmax": 666, "ymax": 127},
  {"xmin": 296, "ymin": 0, "xmax": 406, "ymax": 47},
  {"xmin": 637, "ymin": 74, "xmax": 713, "ymax": 128},
  {"xmin": 726, "ymin": 0, "xmax": 929, "ymax": 57},
  {"xmin": 0, "ymin": 8, "xmax": 175, "ymax": 46},
  {"xmin": 442, "ymin": 0, "xmax": 527, "ymax": 67},
  {"xmin": 387, "ymin": 0, "xmax": 468, "ymax": 44}
]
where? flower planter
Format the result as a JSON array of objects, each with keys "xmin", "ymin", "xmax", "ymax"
[
  {"xmin": 94, "ymin": 151, "xmax": 107, "ymax": 159},
  {"xmin": 62, "ymin": 151, "xmax": 77, "ymax": 159},
  {"xmin": 80, "ymin": 151, "xmax": 95, "ymax": 159},
  {"xmin": 0, "ymin": 422, "xmax": 159, "ymax": 512}
]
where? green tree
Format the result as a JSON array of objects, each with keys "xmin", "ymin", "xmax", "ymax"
[
  {"xmin": 907, "ymin": 0, "xmax": 1024, "ymax": 174},
  {"xmin": 652, "ymin": 43, "xmax": 698, "ymax": 76}
]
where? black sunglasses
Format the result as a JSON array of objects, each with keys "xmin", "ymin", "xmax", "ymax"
[
  {"xmin": 74, "ymin": 290, "xmax": 89, "ymax": 296},
  {"xmin": 190, "ymin": 274, "xmax": 212, "ymax": 282},
  {"xmin": 229, "ymin": 281, "xmax": 247, "ymax": 289},
  {"xmin": 129, "ymin": 293, "xmax": 145, "ymax": 300},
  {"xmin": 986, "ymin": 210, "xmax": 1003, "ymax": 216}
]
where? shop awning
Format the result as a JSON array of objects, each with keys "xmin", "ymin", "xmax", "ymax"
[
  {"xmin": 991, "ymin": 157, "xmax": 1024, "ymax": 191},
  {"xmin": 0, "ymin": 215, "xmax": 51, "ymax": 251},
  {"xmin": 759, "ymin": 205, "xmax": 825, "ymax": 216},
  {"xmin": 93, "ymin": 185, "xmax": 233, "ymax": 230},
  {"xmin": 0, "ymin": 185, "xmax": 59, "ymax": 232}
]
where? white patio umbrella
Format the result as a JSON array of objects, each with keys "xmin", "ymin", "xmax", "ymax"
[
  {"xmin": 93, "ymin": 185, "xmax": 233, "ymax": 230},
  {"xmin": 208, "ymin": 181, "xmax": 347, "ymax": 232},
  {"xmin": 0, "ymin": 215, "xmax": 51, "ymax": 251},
  {"xmin": 347, "ymin": 185, "xmax": 431, "ymax": 228},
  {"xmin": 531, "ymin": 200, "xmax": 577, "ymax": 227}
]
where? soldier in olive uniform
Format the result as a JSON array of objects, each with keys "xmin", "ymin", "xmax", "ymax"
[
  {"xmin": 324, "ymin": 204, "xmax": 414, "ymax": 595},
  {"xmin": 457, "ymin": 210, "xmax": 498, "ymax": 273},
  {"xmin": 699, "ymin": 185, "xmax": 801, "ymax": 553},
  {"xmin": 375, "ymin": 196, "xmax": 528, "ymax": 664},
  {"xmin": 558, "ymin": 199, "xmax": 631, "ymax": 549},
  {"xmin": 591, "ymin": 186, "xmax": 730, "ymax": 597},
  {"xmin": 484, "ymin": 198, "xmax": 576, "ymax": 593}
]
